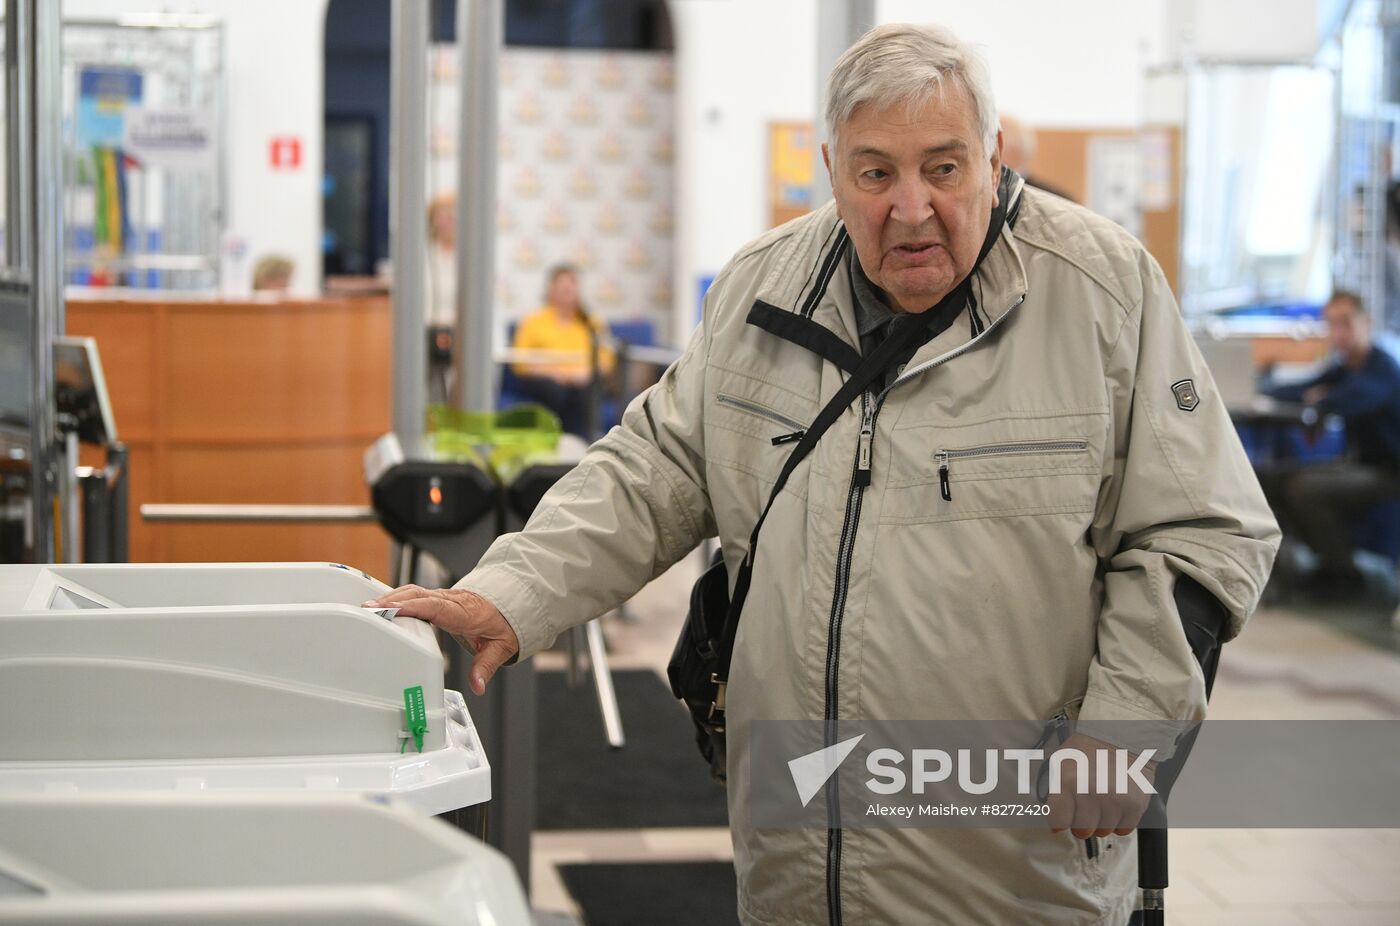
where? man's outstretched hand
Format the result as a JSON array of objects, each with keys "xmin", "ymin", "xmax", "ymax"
[{"xmin": 366, "ymin": 585, "xmax": 520, "ymax": 695}]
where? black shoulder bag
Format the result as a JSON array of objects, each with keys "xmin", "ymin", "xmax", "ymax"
[{"xmin": 668, "ymin": 177, "xmax": 1016, "ymax": 782}]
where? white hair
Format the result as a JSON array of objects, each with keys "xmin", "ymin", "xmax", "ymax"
[{"xmin": 825, "ymin": 22, "xmax": 999, "ymax": 160}]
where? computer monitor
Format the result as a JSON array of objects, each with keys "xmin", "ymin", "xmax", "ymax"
[{"xmin": 53, "ymin": 336, "xmax": 118, "ymax": 446}]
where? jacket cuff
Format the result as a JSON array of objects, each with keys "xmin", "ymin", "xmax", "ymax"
[
  {"xmin": 1076, "ymin": 689, "xmax": 1193, "ymax": 762},
  {"xmin": 455, "ymin": 566, "xmax": 556, "ymax": 662}
]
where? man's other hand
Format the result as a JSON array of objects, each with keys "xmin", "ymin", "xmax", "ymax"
[
  {"xmin": 1045, "ymin": 732, "xmax": 1158, "ymax": 839},
  {"xmin": 366, "ymin": 586, "xmax": 519, "ymax": 696}
]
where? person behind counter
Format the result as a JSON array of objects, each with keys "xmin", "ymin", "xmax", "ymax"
[
  {"xmin": 426, "ymin": 193, "xmax": 457, "ymax": 329},
  {"xmin": 252, "ymin": 254, "xmax": 294, "ymax": 293},
  {"xmin": 510, "ymin": 264, "xmax": 614, "ymax": 436},
  {"xmin": 1261, "ymin": 290, "xmax": 1400, "ymax": 593}
]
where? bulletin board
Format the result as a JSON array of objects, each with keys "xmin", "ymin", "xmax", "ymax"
[
  {"xmin": 1034, "ymin": 126, "xmax": 1181, "ymax": 295},
  {"xmin": 769, "ymin": 121, "xmax": 815, "ymax": 229}
]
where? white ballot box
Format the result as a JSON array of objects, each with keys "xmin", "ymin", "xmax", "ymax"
[
  {"xmin": 0, "ymin": 791, "xmax": 531, "ymax": 925},
  {"xmin": 0, "ymin": 563, "xmax": 488, "ymax": 815}
]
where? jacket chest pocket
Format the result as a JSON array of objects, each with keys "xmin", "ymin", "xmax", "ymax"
[
  {"xmin": 934, "ymin": 439, "xmax": 1090, "ymax": 502},
  {"xmin": 881, "ymin": 415, "xmax": 1105, "ymax": 524},
  {"xmin": 715, "ymin": 393, "xmax": 808, "ymax": 442},
  {"xmin": 706, "ymin": 383, "xmax": 814, "ymax": 486}
]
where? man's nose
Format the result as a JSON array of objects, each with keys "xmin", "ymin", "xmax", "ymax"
[{"xmin": 888, "ymin": 176, "xmax": 936, "ymax": 227}]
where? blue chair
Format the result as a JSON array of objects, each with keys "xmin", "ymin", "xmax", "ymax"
[{"xmin": 497, "ymin": 323, "xmax": 532, "ymax": 410}]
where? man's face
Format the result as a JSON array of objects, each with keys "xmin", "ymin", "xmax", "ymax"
[
  {"xmin": 1324, "ymin": 298, "xmax": 1369, "ymax": 357},
  {"xmin": 824, "ymin": 83, "xmax": 1002, "ymax": 314}
]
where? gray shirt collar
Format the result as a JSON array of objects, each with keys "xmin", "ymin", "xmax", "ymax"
[{"xmin": 849, "ymin": 250, "xmax": 900, "ymax": 340}]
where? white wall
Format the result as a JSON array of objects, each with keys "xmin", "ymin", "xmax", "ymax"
[
  {"xmin": 875, "ymin": 0, "xmax": 1170, "ymax": 128},
  {"xmin": 669, "ymin": 0, "xmax": 818, "ymax": 336},
  {"xmin": 64, "ymin": 0, "xmax": 329, "ymax": 295}
]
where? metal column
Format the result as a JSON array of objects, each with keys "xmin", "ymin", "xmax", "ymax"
[
  {"xmin": 811, "ymin": 0, "xmax": 876, "ymax": 211},
  {"xmin": 452, "ymin": 0, "xmax": 502, "ymax": 412},
  {"xmin": 459, "ymin": 640, "xmax": 537, "ymax": 889},
  {"xmin": 5, "ymin": 4, "xmax": 32, "ymax": 271},
  {"xmin": 3, "ymin": 0, "xmax": 64, "ymax": 564},
  {"xmin": 452, "ymin": 3, "xmax": 534, "ymax": 887},
  {"xmin": 390, "ymin": 0, "xmax": 430, "ymax": 454}
]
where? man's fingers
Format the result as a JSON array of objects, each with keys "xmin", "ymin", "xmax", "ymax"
[
  {"xmin": 1111, "ymin": 798, "xmax": 1148, "ymax": 836},
  {"xmin": 365, "ymin": 584, "xmax": 432, "ymax": 607},
  {"xmin": 470, "ymin": 639, "xmax": 518, "ymax": 695},
  {"xmin": 1069, "ymin": 803, "xmax": 1100, "ymax": 840},
  {"xmin": 1091, "ymin": 806, "xmax": 1123, "ymax": 840},
  {"xmin": 1046, "ymin": 793, "xmax": 1074, "ymax": 833},
  {"xmin": 380, "ymin": 594, "xmax": 455, "ymax": 624}
]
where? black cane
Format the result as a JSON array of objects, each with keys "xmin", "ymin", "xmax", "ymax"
[{"xmin": 1138, "ymin": 578, "xmax": 1228, "ymax": 925}]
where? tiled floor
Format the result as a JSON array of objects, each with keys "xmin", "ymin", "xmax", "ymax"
[{"xmin": 530, "ymin": 553, "xmax": 1400, "ymax": 924}]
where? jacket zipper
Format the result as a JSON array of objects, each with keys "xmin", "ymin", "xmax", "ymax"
[
  {"xmin": 934, "ymin": 439, "xmax": 1089, "ymax": 501},
  {"xmin": 824, "ymin": 389, "xmax": 875, "ymax": 926},
  {"xmin": 822, "ymin": 294, "xmax": 1026, "ymax": 926},
  {"xmin": 716, "ymin": 393, "xmax": 808, "ymax": 444},
  {"xmin": 1033, "ymin": 710, "xmax": 1072, "ymax": 801}
]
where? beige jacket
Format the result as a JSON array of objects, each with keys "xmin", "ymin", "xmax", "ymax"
[{"xmin": 461, "ymin": 181, "xmax": 1280, "ymax": 925}]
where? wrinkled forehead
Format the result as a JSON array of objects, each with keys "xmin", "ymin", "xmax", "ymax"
[{"xmin": 834, "ymin": 79, "xmax": 982, "ymax": 158}]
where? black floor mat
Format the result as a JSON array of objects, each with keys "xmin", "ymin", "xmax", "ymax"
[
  {"xmin": 558, "ymin": 861, "xmax": 740, "ymax": 926},
  {"xmin": 536, "ymin": 669, "xmax": 729, "ymax": 829}
]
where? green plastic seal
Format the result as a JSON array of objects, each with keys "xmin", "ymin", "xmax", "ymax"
[{"xmin": 402, "ymin": 685, "xmax": 427, "ymax": 754}]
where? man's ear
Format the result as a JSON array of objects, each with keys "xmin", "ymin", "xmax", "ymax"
[
  {"xmin": 821, "ymin": 142, "xmax": 834, "ymax": 188},
  {"xmin": 989, "ymin": 129, "xmax": 1004, "ymax": 207}
]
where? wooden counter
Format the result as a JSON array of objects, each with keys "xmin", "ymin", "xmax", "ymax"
[{"xmin": 67, "ymin": 294, "xmax": 393, "ymax": 574}]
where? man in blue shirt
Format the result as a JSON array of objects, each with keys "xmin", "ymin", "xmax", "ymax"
[{"xmin": 1263, "ymin": 290, "xmax": 1400, "ymax": 590}]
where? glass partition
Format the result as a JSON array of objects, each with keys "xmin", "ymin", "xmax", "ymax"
[{"xmin": 1179, "ymin": 64, "xmax": 1336, "ymax": 318}]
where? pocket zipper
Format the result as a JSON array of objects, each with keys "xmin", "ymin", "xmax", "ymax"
[
  {"xmin": 934, "ymin": 439, "xmax": 1089, "ymax": 501},
  {"xmin": 716, "ymin": 393, "xmax": 808, "ymax": 444}
]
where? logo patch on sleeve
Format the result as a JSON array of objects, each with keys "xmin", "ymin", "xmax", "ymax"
[{"xmin": 1171, "ymin": 379, "xmax": 1200, "ymax": 412}]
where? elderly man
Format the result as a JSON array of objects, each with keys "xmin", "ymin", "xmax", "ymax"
[{"xmin": 374, "ymin": 23, "xmax": 1278, "ymax": 926}]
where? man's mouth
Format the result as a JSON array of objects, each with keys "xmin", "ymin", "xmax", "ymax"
[{"xmin": 891, "ymin": 242, "xmax": 939, "ymax": 260}]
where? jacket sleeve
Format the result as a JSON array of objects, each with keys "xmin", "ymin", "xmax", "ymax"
[
  {"xmin": 456, "ymin": 307, "xmax": 716, "ymax": 660},
  {"xmin": 1082, "ymin": 253, "xmax": 1281, "ymax": 738}
]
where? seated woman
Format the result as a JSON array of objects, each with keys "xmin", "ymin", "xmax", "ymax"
[{"xmin": 511, "ymin": 264, "xmax": 614, "ymax": 437}]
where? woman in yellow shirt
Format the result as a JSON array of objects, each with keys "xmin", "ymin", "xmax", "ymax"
[{"xmin": 511, "ymin": 264, "xmax": 614, "ymax": 436}]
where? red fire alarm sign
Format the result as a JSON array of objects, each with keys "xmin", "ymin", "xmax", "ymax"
[{"xmin": 270, "ymin": 136, "xmax": 302, "ymax": 170}]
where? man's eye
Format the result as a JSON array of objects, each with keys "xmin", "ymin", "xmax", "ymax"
[
  {"xmin": 931, "ymin": 164, "xmax": 956, "ymax": 176},
  {"xmin": 861, "ymin": 169, "xmax": 889, "ymax": 181}
]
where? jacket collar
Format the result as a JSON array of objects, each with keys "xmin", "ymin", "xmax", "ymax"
[{"xmin": 746, "ymin": 171, "xmax": 1029, "ymax": 376}]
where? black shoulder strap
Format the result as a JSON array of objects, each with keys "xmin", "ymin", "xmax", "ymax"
[{"xmin": 713, "ymin": 169, "xmax": 1020, "ymax": 680}]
